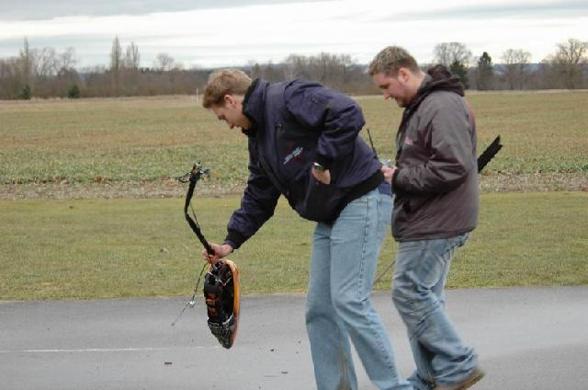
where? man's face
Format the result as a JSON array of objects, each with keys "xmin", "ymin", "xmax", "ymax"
[
  {"xmin": 210, "ymin": 95, "xmax": 251, "ymax": 130},
  {"xmin": 372, "ymin": 71, "xmax": 412, "ymax": 107}
]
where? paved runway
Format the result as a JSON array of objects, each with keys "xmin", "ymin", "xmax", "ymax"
[{"xmin": 1, "ymin": 287, "xmax": 587, "ymax": 389}]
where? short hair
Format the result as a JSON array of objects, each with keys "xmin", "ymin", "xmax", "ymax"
[
  {"xmin": 368, "ymin": 46, "xmax": 420, "ymax": 76},
  {"xmin": 202, "ymin": 69, "xmax": 252, "ymax": 108}
]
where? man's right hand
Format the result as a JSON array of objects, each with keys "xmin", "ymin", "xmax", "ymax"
[
  {"xmin": 311, "ymin": 166, "xmax": 331, "ymax": 185},
  {"xmin": 201, "ymin": 243, "xmax": 234, "ymax": 265}
]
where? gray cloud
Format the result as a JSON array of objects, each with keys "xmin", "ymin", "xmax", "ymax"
[
  {"xmin": 377, "ymin": 0, "xmax": 588, "ymax": 22},
  {"xmin": 0, "ymin": 0, "xmax": 334, "ymax": 21}
]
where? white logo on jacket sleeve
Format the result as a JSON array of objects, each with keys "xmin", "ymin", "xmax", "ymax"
[
  {"xmin": 404, "ymin": 136, "xmax": 414, "ymax": 146},
  {"xmin": 283, "ymin": 146, "xmax": 304, "ymax": 165}
]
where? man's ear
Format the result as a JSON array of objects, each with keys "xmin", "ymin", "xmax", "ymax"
[
  {"xmin": 397, "ymin": 68, "xmax": 410, "ymax": 83},
  {"xmin": 223, "ymin": 94, "xmax": 236, "ymax": 107}
]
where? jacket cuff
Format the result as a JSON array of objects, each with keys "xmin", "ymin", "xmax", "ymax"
[
  {"xmin": 224, "ymin": 229, "xmax": 247, "ymax": 250},
  {"xmin": 315, "ymin": 154, "xmax": 334, "ymax": 170}
]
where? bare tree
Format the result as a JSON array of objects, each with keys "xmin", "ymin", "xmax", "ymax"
[
  {"xmin": 432, "ymin": 42, "xmax": 472, "ymax": 88},
  {"xmin": 547, "ymin": 38, "xmax": 588, "ymax": 89},
  {"xmin": 0, "ymin": 57, "xmax": 23, "ymax": 98},
  {"xmin": 284, "ymin": 54, "xmax": 309, "ymax": 80},
  {"xmin": 261, "ymin": 61, "xmax": 282, "ymax": 82},
  {"xmin": 58, "ymin": 47, "xmax": 77, "ymax": 71},
  {"xmin": 19, "ymin": 37, "xmax": 33, "ymax": 90},
  {"xmin": 285, "ymin": 52, "xmax": 353, "ymax": 89},
  {"xmin": 33, "ymin": 47, "xmax": 76, "ymax": 76},
  {"xmin": 433, "ymin": 42, "xmax": 472, "ymax": 67},
  {"xmin": 247, "ymin": 61, "xmax": 263, "ymax": 79},
  {"xmin": 11, "ymin": 40, "xmax": 588, "ymax": 96},
  {"xmin": 35, "ymin": 47, "xmax": 58, "ymax": 79},
  {"xmin": 555, "ymin": 38, "xmax": 588, "ymax": 65},
  {"xmin": 124, "ymin": 42, "xmax": 140, "ymax": 70},
  {"xmin": 501, "ymin": 49, "xmax": 531, "ymax": 89},
  {"xmin": 56, "ymin": 48, "xmax": 80, "ymax": 97},
  {"xmin": 110, "ymin": 36, "xmax": 123, "ymax": 71},
  {"xmin": 110, "ymin": 36, "xmax": 123, "ymax": 95},
  {"xmin": 154, "ymin": 53, "xmax": 175, "ymax": 71}
]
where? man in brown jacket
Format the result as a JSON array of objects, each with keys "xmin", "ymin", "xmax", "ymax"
[{"xmin": 369, "ymin": 46, "xmax": 484, "ymax": 390}]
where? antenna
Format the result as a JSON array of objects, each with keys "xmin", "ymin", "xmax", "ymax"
[{"xmin": 366, "ymin": 128, "xmax": 378, "ymax": 158}]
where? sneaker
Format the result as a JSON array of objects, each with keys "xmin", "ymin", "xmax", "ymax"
[{"xmin": 434, "ymin": 367, "xmax": 485, "ymax": 390}]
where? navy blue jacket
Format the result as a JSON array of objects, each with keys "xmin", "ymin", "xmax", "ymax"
[{"xmin": 225, "ymin": 79, "xmax": 383, "ymax": 249}]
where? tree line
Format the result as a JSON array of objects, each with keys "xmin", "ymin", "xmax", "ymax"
[{"xmin": 1, "ymin": 37, "xmax": 586, "ymax": 100}]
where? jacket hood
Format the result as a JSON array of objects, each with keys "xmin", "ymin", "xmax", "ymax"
[
  {"xmin": 241, "ymin": 78, "xmax": 268, "ymax": 136},
  {"xmin": 423, "ymin": 64, "xmax": 465, "ymax": 96},
  {"xmin": 407, "ymin": 65, "xmax": 465, "ymax": 112}
]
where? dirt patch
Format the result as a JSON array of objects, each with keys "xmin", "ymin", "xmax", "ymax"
[
  {"xmin": 0, "ymin": 179, "xmax": 244, "ymax": 200},
  {"xmin": 0, "ymin": 174, "xmax": 586, "ymax": 200},
  {"xmin": 479, "ymin": 173, "xmax": 588, "ymax": 193}
]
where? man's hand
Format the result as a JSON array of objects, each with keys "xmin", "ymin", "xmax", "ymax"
[
  {"xmin": 311, "ymin": 167, "xmax": 331, "ymax": 185},
  {"xmin": 381, "ymin": 165, "xmax": 397, "ymax": 184},
  {"xmin": 201, "ymin": 242, "xmax": 234, "ymax": 265}
]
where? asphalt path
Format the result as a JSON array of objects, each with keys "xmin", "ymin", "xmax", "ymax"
[{"xmin": 1, "ymin": 287, "xmax": 587, "ymax": 390}]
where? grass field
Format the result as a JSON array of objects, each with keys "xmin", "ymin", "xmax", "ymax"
[
  {"xmin": 1, "ymin": 92, "xmax": 587, "ymax": 300},
  {"xmin": 1, "ymin": 192, "xmax": 586, "ymax": 300},
  {"xmin": 1, "ymin": 91, "xmax": 587, "ymax": 191}
]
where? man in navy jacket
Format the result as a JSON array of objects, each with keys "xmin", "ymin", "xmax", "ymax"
[{"xmin": 201, "ymin": 69, "xmax": 411, "ymax": 390}]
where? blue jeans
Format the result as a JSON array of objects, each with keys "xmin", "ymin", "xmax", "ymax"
[
  {"xmin": 306, "ymin": 188, "xmax": 411, "ymax": 390},
  {"xmin": 392, "ymin": 234, "xmax": 477, "ymax": 390}
]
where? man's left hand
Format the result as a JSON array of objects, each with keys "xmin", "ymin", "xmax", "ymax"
[{"xmin": 381, "ymin": 165, "xmax": 397, "ymax": 184}]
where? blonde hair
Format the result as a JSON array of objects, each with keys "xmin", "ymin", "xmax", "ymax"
[
  {"xmin": 202, "ymin": 69, "xmax": 252, "ymax": 108},
  {"xmin": 368, "ymin": 46, "xmax": 420, "ymax": 76}
]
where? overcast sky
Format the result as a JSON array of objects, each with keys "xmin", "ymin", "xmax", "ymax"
[{"xmin": 0, "ymin": 0, "xmax": 586, "ymax": 68}]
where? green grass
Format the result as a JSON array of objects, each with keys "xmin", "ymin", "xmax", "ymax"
[
  {"xmin": 0, "ymin": 97, "xmax": 248, "ymax": 185},
  {"xmin": 1, "ymin": 92, "xmax": 587, "ymax": 187},
  {"xmin": 1, "ymin": 93, "xmax": 586, "ymax": 299},
  {"xmin": 1, "ymin": 192, "xmax": 586, "ymax": 300},
  {"xmin": 361, "ymin": 92, "xmax": 588, "ymax": 174}
]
